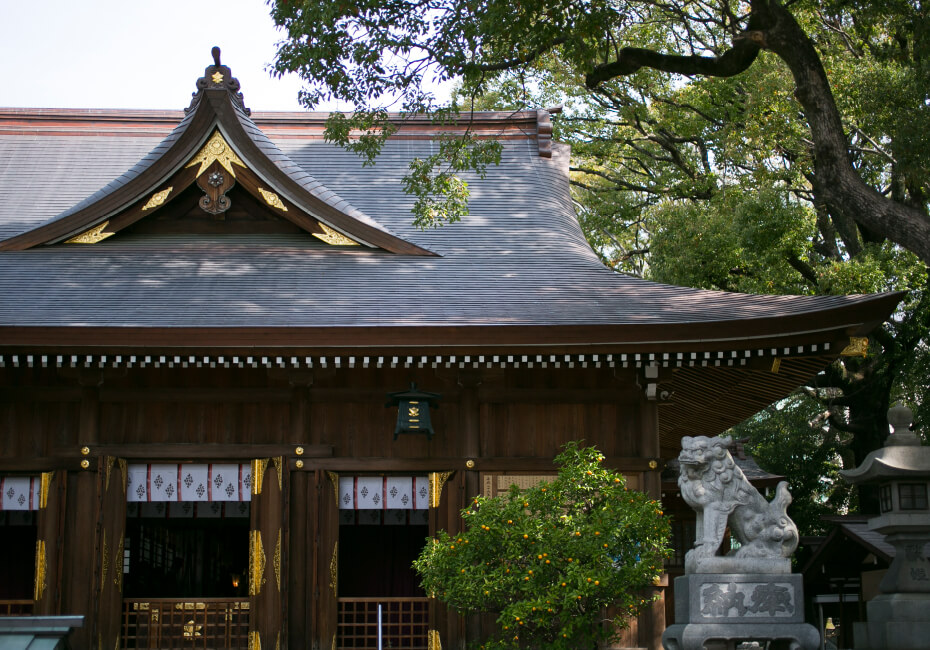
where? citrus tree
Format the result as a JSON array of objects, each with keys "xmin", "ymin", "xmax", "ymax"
[{"xmin": 413, "ymin": 442, "xmax": 670, "ymax": 649}]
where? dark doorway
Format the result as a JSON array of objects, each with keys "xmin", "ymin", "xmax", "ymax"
[
  {"xmin": 338, "ymin": 515, "xmax": 429, "ymax": 598},
  {"xmin": 123, "ymin": 510, "xmax": 250, "ymax": 598},
  {"xmin": 0, "ymin": 512, "xmax": 36, "ymax": 603}
]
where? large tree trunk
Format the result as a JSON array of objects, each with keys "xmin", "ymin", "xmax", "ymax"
[
  {"xmin": 758, "ymin": 0, "xmax": 930, "ymax": 264},
  {"xmin": 586, "ymin": 0, "xmax": 930, "ymax": 264}
]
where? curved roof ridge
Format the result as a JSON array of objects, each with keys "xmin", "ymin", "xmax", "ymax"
[
  {"xmin": 0, "ymin": 48, "xmax": 435, "ymax": 256},
  {"xmin": 228, "ymin": 97, "xmax": 395, "ymax": 236}
]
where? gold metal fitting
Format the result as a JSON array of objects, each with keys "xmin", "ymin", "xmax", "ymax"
[
  {"xmin": 465, "ymin": 459, "xmax": 475, "ymax": 469},
  {"xmin": 648, "ymin": 460, "xmax": 658, "ymax": 470},
  {"xmin": 295, "ymin": 460, "xmax": 304, "ymax": 469},
  {"xmin": 80, "ymin": 459, "xmax": 90, "ymax": 469},
  {"xmin": 295, "ymin": 446, "xmax": 304, "ymax": 456},
  {"xmin": 80, "ymin": 446, "xmax": 90, "ymax": 456}
]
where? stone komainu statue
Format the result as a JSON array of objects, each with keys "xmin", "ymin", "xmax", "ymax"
[{"xmin": 678, "ymin": 435, "xmax": 798, "ymax": 564}]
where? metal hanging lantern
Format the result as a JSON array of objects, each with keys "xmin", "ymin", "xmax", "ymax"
[{"xmin": 386, "ymin": 383, "xmax": 440, "ymax": 440}]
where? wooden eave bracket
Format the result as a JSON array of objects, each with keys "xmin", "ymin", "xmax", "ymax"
[
  {"xmin": 536, "ymin": 106, "xmax": 561, "ymax": 159},
  {"xmin": 0, "ymin": 56, "xmax": 437, "ymax": 257}
]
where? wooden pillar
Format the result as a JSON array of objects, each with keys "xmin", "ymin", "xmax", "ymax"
[
  {"xmin": 94, "ymin": 456, "xmax": 127, "ymax": 650},
  {"xmin": 288, "ymin": 471, "xmax": 309, "ymax": 650},
  {"xmin": 288, "ymin": 377, "xmax": 311, "ymax": 649},
  {"xmin": 311, "ymin": 470, "xmax": 338, "ymax": 650},
  {"xmin": 638, "ymin": 400, "xmax": 666, "ymax": 650},
  {"xmin": 34, "ymin": 470, "xmax": 66, "ymax": 616},
  {"xmin": 428, "ymin": 471, "xmax": 464, "ymax": 650},
  {"xmin": 458, "ymin": 373, "xmax": 483, "ymax": 646},
  {"xmin": 57, "ymin": 377, "xmax": 102, "ymax": 648},
  {"xmin": 60, "ymin": 468, "xmax": 97, "ymax": 649},
  {"xmin": 250, "ymin": 457, "xmax": 288, "ymax": 650}
]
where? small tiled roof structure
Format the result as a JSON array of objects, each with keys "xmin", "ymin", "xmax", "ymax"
[
  {"xmin": 0, "ymin": 52, "xmax": 902, "ymax": 455},
  {"xmin": 801, "ymin": 515, "xmax": 894, "ymax": 590}
]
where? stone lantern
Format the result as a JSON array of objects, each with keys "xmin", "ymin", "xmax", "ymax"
[{"xmin": 840, "ymin": 403, "xmax": 930, "ymax": 649}]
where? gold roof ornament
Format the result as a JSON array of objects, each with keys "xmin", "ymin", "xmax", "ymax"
[
  {"xmin": 841, "ymin": 337, "xmax": 869, "ymax": 357},
  {"xmin": 142, "ymin": 187, "xmax": 173, "ymax": 211},
  {"xmin": 65, "ymin": 221, "xmax": 113, "ymax": 244},
  {"xmin": 314, "ymin": 222, "xmax": 359, "ymax": 246},
  {"xmin": 186, "ymin": 130, "xmax": 246, "ymax": 178},
  {"xmin": 258, "ymin": 188, "xmax": 288, "ymax": 212}
]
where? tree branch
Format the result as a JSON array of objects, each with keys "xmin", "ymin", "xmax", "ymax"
[
  {"xmin": 786, "ymin": 255, "xmax": 819, "ymax": 287},
  {"xmin": 585, "ymin": 36, "xmax": 762, "ymax": 88}
]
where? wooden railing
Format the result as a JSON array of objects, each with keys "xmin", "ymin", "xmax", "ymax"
[
  {"xmin": 337, "ymin": 597, "xmax": 430, "ymax": 649},
  {"xmin": 121, "ymin": 598, "xmax": 249, "ymax": 649},
  {"xmin": 0, "ymin": 600, "xmax": 33, "ymax": 616}
]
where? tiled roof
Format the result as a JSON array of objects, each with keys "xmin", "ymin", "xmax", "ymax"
[{"xmin": 0, "ymin": 125, "xmax": 898, "ymax": 339}]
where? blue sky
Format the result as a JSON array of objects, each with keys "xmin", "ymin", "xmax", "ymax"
[{"xmin": 0, "ymin": 0, "xmax": 320, "ymax": 111}]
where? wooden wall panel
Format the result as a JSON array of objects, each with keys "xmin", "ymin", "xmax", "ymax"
[
  {"xmin": 480, "ymin": 400, "xmax": 643, "ymax": 460},
  {"xmin": 311, "ymin": 399, "xmax": 463, "ymax": 460},
  {"xmin": 0, "ymin": 401, "xmax": 79, "ymax": 459},
  {"xmin": 98, "ymin": 401, "xmax": 291, "ymax": 446}
]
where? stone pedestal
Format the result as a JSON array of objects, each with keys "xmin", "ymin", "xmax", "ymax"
[
  {"xmin": 662, "ymin": 574, "xmax": 819, "ymax": 650},
  {"xmin": 853, "ymin": 593, "xmax": 930, "ymax": 649}
]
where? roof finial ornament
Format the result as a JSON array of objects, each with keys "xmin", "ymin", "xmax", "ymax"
[{"xmin": 186, "ymin": 45, "xmax": 250, "ymax": 117}]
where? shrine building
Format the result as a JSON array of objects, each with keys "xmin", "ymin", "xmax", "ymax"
[{"xmin": 0, "ymin": 53, "xmax": 900, "ymax": 650}]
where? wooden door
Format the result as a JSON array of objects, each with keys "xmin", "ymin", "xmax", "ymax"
[
  {"xmin": 249, "ymin": 457, "xmax": 288, "ymax": 650},
  {"xmin": 428, "ymin": 471, "xmax": 463, "ymax": 650},
  {"xmin": 34, "ymin": 470, "xmax": 65, "ymax": 616},
  {"xmin": 95, "ymin": 456, "xmax": 127, "ymax": 650},
  {"xmin": 311, "ymin": 470, "xmax": 339, "ymax": 650}
]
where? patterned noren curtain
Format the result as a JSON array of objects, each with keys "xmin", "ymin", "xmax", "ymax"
[
  {"xmin": 337, "ymin": 476, "xmax": 429, "ymax": 510},
  {"xmin": 126, "ymin": 463, "xmax": 253, "ymax": 502},
  {"xmin": 0, "ymin": 476, "xmax": 42, "ymax": 510}
]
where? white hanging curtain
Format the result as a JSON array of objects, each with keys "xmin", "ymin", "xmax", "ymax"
[
  {"xmin": 126, "ymin": 463, "xmax": 253, "ymax": 503},
  {"xmin": 0, "ymin": 476, "xmax": 40, "ymax": 510},
  {"xmin": 337, "ymin": 476, "xmax": 429, "ymax": 510}
]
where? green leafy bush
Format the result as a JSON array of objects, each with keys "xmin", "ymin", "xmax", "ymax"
[{"xmin": 414, "ymin": 442, "xmax": 670, "ymax": 649}]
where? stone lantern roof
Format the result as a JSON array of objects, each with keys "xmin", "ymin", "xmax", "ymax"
[
  {"xmin": 839, "ymin": 404, "xmax": 930, "ymax": 649},
  {"xmin": 840, "ymin": 404, "xmax": 930, "ymax": 484}
]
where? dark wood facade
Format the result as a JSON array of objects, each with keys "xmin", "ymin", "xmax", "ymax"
[
  {"xmin": 1, "ymin": 361, "xmax": 668, "ymax": 648},
  {"xmin": 0, "ymin": 53, "xmax": 900, "ymax": 649}
]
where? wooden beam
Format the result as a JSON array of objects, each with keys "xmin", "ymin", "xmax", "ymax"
[
  {"xmin": 286, "ymin": 455, "xmax": 655, "ymax": 472},
  {"xmin": 48, "ymin": 443, "xmax": 331, "ymax": 461}
]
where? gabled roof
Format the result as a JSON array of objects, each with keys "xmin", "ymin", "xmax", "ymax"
[{"xmin": 0, "ymin": 48, "xmax": 433, "ymax": 256}]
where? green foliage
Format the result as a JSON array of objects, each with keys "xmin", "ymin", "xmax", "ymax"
[
  {"xmin": 403, "ymin": 134, "xmax": 502, "ymax": 229},
  {"xmin": 413, "ymin": 443, "xmax": 670, "ymax": 650},
  {"xmin": 733, "ymin": 395, "xmax": 852, "ymax": 536},
  {"xmin": 647, "ymin": 189, "xmax": 818, "ymax": 294}
]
